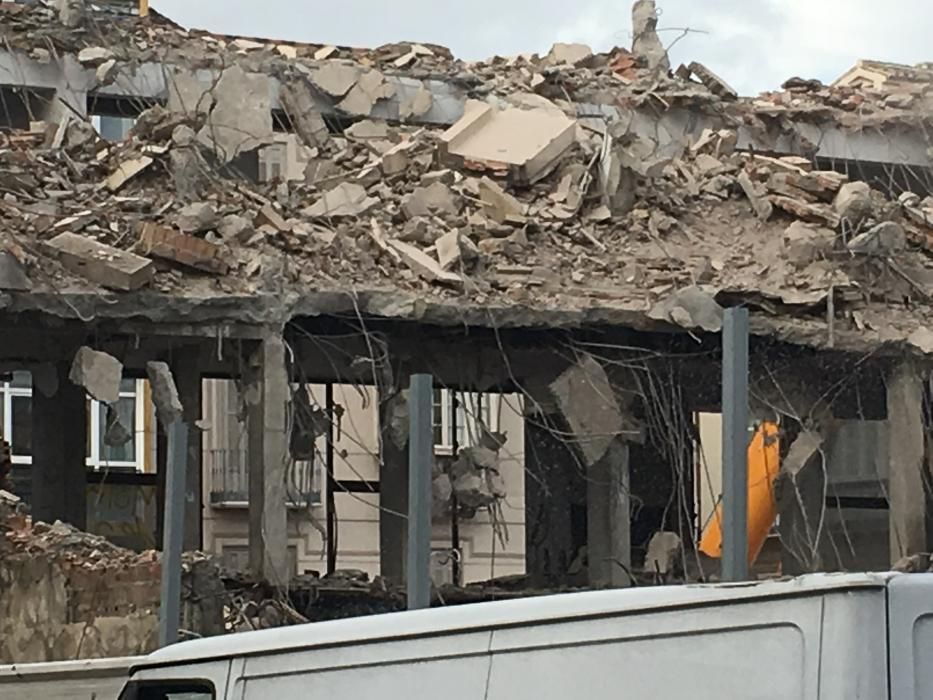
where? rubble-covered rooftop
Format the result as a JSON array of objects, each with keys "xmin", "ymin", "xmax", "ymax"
[{"xmin": 0, "ymin": 0, "xmax": 932, "ymax": 355}]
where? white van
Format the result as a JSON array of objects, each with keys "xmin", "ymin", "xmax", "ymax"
[{"xmin": 113, "ymin": 573, "xmax": 933, "ymax": 699}]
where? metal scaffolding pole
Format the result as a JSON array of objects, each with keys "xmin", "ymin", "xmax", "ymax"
[
  {"xmin": 158, "ymin": 420, "xmax": 188, "ymax": 647},
  {"xmin": 407, "ymin": 374, "xmax": 433, "ymax": 610},
  {"xmin": 721, "ymin": 307, "xmax": 750, "ymax": 582}
]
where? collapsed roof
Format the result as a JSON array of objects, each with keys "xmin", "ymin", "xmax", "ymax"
[{"xmin": 0, "ymin": 0, "xmax": 932, "ymax": 356}]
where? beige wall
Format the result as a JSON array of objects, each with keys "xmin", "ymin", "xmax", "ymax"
[{"xmin": 200, "ymin": 380, "xmax": 526, "ymax": 583}]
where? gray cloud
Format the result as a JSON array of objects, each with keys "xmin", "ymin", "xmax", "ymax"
[{"xmin": 154, "ymin": 0, "xmax": 931, "ymax": 95}]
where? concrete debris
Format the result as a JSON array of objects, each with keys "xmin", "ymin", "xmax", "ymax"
[
  {"xmin": 44, "ymin": 232, "xmax": 154, "ymax": 291},
  {"xmin": 387, "ymin": 238, "xmax": 463, "ymax": 287},
  {"xmin": 139, "ymin": 222, "xmax": 229, "ymax": 275},
  {"xmin": 549, "ymin": 353, "xmax": 625, "ymax": 466},
  {"xmin": 304, "ymin": 182, "xmax": 379, "ymax": 218},
  {"xmin": 833, "ymin": 181, "xmax": 874, "ymax": 227},
  {"xmin": 146, "ymin": 361, "xmax": 184, "ymax": 424},
  {"xmin": 450, "ymin": 438, "xmax": 508, "ymax": 510},
  {"xmin": 783, "ymin": 221, "xmax": 835, "ymax": 265},
  {"xmin": 218, "ymin": 214, "xmax": 253, "ymax": 242},
  {"xmin": 686, "ymin": 62, "xmax": 737, "ymax": 100},
  {"xmin": 0, "ymin": 252, "xmax": 31, "ymax": 291},
  {"xmin": 907, "ymin": 327, "xmax": 933, "ymax": 354},
  {"xmin": 201, "ymin": 66, "xmax": 273, "ymax": 162},
  {"xmin": 440, "ymin": 100, "xmax": 576, "ymax": 184},
  {"xmin": 173, "ymin": 202, "xmax": 218, "ymax": 234},
  {"xmin": 95, "ymin": 59, "xmax": 118, "ymax": 85},
  {"xmin": 77, "ymin": 46, "xmax": 113, "ymax": 66},
  {"xmin": 399, "ymin": 85, "xmax": 433, "ymax": 120},
  {"xmin": 847, "ymin": 221, "xmax": 906, "ymax": 255},
  {"xmin": 69, "ymin": 347, "xmax": 123, "ymax": 404},
  {"xmin": 345, "ymin": 119, "xmax": 390, "ymax": 141},
  {"xmin": 546, "ymin": 43, "xmax": 593, "ymax": 67},
  {"xmin": 737, "ymin": 171, "xmax": 773, "ymax": 220},
  {"xmin": 279, "ymin": 82, "xmax": 330, "ymax": 148},
  {"xmin": 780, "ymin": 430, "xmax": 822, "ymax": 478},
  {"xmin": 644, "ymin": 531, "xmax": 683, "ymax": 575},
  {"xmin": 311, "ymin": 61, "xmax": 361, "ymax": 98},
  {"xmin": 338, "ymin": 69, "xmax": 395, "ymax": 116},
  {"xmin": 648, "ymin": 286, "xmax": 724, "ymax": 332},
  {"xmin": 477, "ymin": 176, "xmax": 526, "ymax": 224},
  {"xmin": 402, "ymin": 182, "xmax": 460, "ymax": 219},
  {"xmin": 105, "ymin": 155, "xmax": 153, "ymax": 191},
  {"xmin": 631, "ymin": 0, "xmax": 669, "ymax": 74}
]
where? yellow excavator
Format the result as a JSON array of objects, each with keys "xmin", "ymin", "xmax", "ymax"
[{"xmin": 699, "ymin": 422, "xmax": 781, "ymax": 566}]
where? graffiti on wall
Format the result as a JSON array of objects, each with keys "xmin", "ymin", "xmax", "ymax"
[{"xmin": 87, "ymin": 482, "xmax": 158, "ymax": 551}]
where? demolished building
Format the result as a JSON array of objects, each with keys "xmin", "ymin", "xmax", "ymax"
[{"xmin": 1, "ymin": 0, "xmax": 933, "ymax": 638}]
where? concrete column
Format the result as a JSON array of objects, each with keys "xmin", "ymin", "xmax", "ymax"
[
  {"xmin": 378, "ymin": 386, "xmax": 409, "ymax": 584},
  {"xmin": 587, "ymin": 437, "xmax": 632, "ymax": 587},
  {"xmin": 887, "ymin": 363, "xmax": 927, "ymax": 564},
  {"xmin": 246, "ymin": 333, "xmax": 289, "ymax": 585},
  {"xmin": 172, "ymin": 351, "xmax": 203, "ymax": 552},
  {"xmin": 30, "ymin": 362, "xmax": 87, "ymax": 528}
]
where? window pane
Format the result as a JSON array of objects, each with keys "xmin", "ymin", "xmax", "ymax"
[
  {"xmin": 10, "ymin": 395, "xmax": 31, "ymax": 456},
  {"xmin": 100, "ymin": 397, "xmax": 136, "ymax": 464},
  {"xmin": 120, "ymin": 378, "xmax": 136, "ymax": 394}
]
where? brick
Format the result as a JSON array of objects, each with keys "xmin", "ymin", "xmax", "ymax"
[{"xmin": 139, "ymin": 222, "xmax": 228, "ymax": 274}]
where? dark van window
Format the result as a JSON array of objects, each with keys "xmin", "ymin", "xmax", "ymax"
[{"xmin": 119, "ymin": 680, "xmax": 214, "ymax": 700}]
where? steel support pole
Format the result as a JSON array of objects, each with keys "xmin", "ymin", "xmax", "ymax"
[
  {"xmin": 407, "ymin": 374, "xmax": 433, "ymax": 610},
  {"xmin": 721, "ymin": 307, "xmax": 750, "ymax": 582},
  {"xmin": 159, "ymin": 420, "xmax": 188, "ymax": 647}
]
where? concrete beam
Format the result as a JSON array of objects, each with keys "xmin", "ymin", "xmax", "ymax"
[
  {"xmin": 30, "ymin": 361, "xmax": 87, "ymax": 528},
  {"xmin": 246, "ymin": 332, "xmax": 289, "ymax": 584},
  {"xmin": 887, "ymin": 363, "xmax": 927, "ymax": 564},
  {"xmin": 172, "ymin": 350, "xmax": 203, "ymax": 551}
]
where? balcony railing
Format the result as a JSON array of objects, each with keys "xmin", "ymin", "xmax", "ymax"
[{"xmin": 206, "ymin": 449, "xmax": 320, "ymax": 508}]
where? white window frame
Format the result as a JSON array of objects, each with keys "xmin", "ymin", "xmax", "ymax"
[
  {"xmin": 0, "ymin": 375, "xmax": 147, "ymax": 471},
  {"xmin": 434, "ymin": 389, "xmax": 501, "ymax": 455}
]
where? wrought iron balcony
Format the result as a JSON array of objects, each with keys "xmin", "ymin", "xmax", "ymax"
[{"xmin": 206, "ymin": 449, "xmax": 320, "ymax": 508}]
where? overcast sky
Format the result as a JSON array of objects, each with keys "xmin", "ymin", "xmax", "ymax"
[{"xmin": 154, "ymin": 0, "xmax": 930, "ymax": 96}]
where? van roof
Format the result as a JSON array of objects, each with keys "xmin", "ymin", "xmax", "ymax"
[{"xmin": 140, "ymin": 572, "xmax": 902, "ymax": 668}]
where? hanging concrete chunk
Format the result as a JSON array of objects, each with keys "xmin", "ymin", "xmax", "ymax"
[
  {"xmin": 549, "ymin": 353, "xmax": 625, "ymax": 466},
  {"xmin": 439, "ymin": 99, "xmax": 576, "ymax": 185},
  {"xmin": 279, "ymin": 82, "xmax": 330, "ymax": 148},
  {"xmin": 70, "ymin": 347, "xmax": 123, "ymax": 404},
  {"xmin": 311, "ymin": 61, "xmax": 361, "ymax": 98},
  {"xmin": 77, "ymin": 46, "xmax": 114, "ymax": 66},
  {"xmin": 648, "ymin": 286, "xmax": 724, "ymax": 332},
  {"xmin": 44, "ymin": 232, "xmax": 154, "ymax": 291},
  {"xmin": 146, "ymin": 361, "xmax": 184, "ymax": 424}
]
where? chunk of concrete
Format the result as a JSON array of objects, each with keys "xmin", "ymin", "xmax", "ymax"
[
  {"xmin": 45, "ymin": 232, "xmax": 154, "ymax": 291},
  {"xmin": 439, "ymin": 99, "xmax": 576, "ymax": 185},
  {"xmin": 77, "ymin": 47, "xmax": 114, "ymax": 66},
  {"xmin": 399, "ymin": 85, "xmax": 433, "ymax": 119},
  {"xmin": 70, "ymin": 347, "xmax": 123, "ymax": 404},
  {"xmin": 546, "ymin": 42, "xmax": 593, "ymax": 66},
  {"xmin": 631, "ymin": 0, "xmax": 670, "ymax": 74},
  {"xmin": 847, "ymin": 221, "xmax": 906, "ymax": 255},
  {"xmin": 311, "ymin": 61, "xmax": 360, "ymax": 98},
  {"xmin": 435, "ymin": 229, "xmax": 461, "ymax": 270},
  {"xmin": 173, "ymin": 202, "xmax": 218, "ymax": 234},
  {"xmin": 279, "ymin": 82, "xmax": 329, "ymax": 148},
  {"xmin": 477, "ymin": 176, "xmax": 526, "ymax": 224},
  {"xmin": 139, "ymin": 223, "xmax": 229, "ymax": 275},
  {"xmin": 345, "ymin": 119, "xmax": 389, "ymax": 141},
  {"xmin": 338, "ymin": 69, "xmax": 395, "ymax": 116},
  {"xmin": 644, "ymin": 531, "xmax": 683, "ymax": 575},
  {"xmin": 218, "ymin": 214, "xmax": 253, "ymax": 242},
  {"xmin": 648, "ymin": 286, "xmax": 724, "ymax": 332},
  {"xmin": 549, "ymin": 353, "xmax": 625, "ymax": 466},
  {"xmin": 402, "ymin": 182, "xmax": 460, "ymax": 219},
  {"xmin": 0, "ymin": 252, "xmax": 31, "ymax": 291},
  {"xmin": 833, "ymin": 181, "xmax": 874, "ymax": 227},
  {"xmin": 737, "ymin": 171, "xmax": 773, "ymax": 220},
  {"xmin": 146, "ymin": 361, "xmax": 184, "ymax": 425},
  {"xmin": 387, "ymin": 238, "xmax": 463, "ymax": 287},
  {"xmin": 95, "ymin": 59, "xmax": 119, "ymax": 86},
  {"xmin": 105, "ymin": 155, "xmax": 153, "ymax": 191},
  {"xmin": 687, "ymin": 62, "xmax": 737, "ymax": 99},
  {"xmin": 304, "ymin": 182, "xmax": 379, "ymax": 218},
  {"xmin": 783, "ymin": 221, "xmax": 836, "ymax": 264}
]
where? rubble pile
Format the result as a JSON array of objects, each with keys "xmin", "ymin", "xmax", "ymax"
[{"xmin": 0, "ymin": 1, "xmax": 931, "ymax": 352}]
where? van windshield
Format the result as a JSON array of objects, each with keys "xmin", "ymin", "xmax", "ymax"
[{"xmin": 118, "ymin": 680, "xmax": 214, "ymax": 700}]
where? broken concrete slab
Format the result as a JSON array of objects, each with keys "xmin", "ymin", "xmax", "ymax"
[
  {"xmin": 45, "ymin": 232, "xmax": 154, "ymax": 291},
  {"xmin": 477, "ymin": 176, "xmax": 526, "ymax": 224},
  {"xmin": 847, "ymin": 221, "xmax": 906, "ymax": 255},
  {"xmin": 380, "ymin": 140, "xmax": 415, "ymax": 176},
  {"xmin": 345, "ymin": 119, "xmax": 390, "ymax": 141},
  {"xmin": 173, "ymin": 202, "xmax": 218, "ymax": 234},
  {"xmin": 387, "ymin": 238, "xmax": 463, "ymax": 287},
  {"xmin": 304, "ymin": 182, "xmax": 379, "ymax": 218},
  {"xmin": 146, "ymin": 361, "xmax": 184, "ymax": 424},
  {"xmin": 687, "ymin": 62, "xmax": 738, "ymax": 99},
  {"xmin": 439, "ymin": 99, "xmax": 576, "ymax": 185},
  {"xmin": 435, "ymin": 229, "xmax": 461, "ymax": 270},
  {"xmin": 311, "ymin": 61, "xmax": 361, "ymax": 98},
  {"xmin": 783, "ymin": 221, "xmax": 836, "ymax": 264},
  {"xmin": 69, "ymin": 347, "xmax": 123, "ymax": 404},
  {"xmin": 338, "ymin": 69, "xmax": 394, "ymax": 116},
  {"xmin": 105, "ymin": 155, "xmax": 153, "ymax": 192},
  {"xmin": 549, "ymin": 353, "xmax": 626, "ymax": 466},
  {"xmin": 648, "ymin": 286, "xmax": 724, "ymax": 332},
  {"xmin": 402, "ymin": 182, "xmax": 460, "ymax": 219},
  {"xmin": 255, "ymin": 204, "xmax": 290, "ymax": 232},
  {"xmin": 77, "ymin": 46, "xmax": 114, "ymax": 66},
  {"xmin": 399, "ymin": 85, "xmax": 433, "ymax": 120},
  {"xmin": 546, "ymin": 43, "xmax": 593, "ymax": 67},
  {"xmin": 279, "ymin": 82, "xmax": 330, "ymax": 149},
  {"xmin": 0, "ymin": 252, "xmax": 31, "ymax": 291},
  {"xmin": 139, "ymin": 222, "xmax": 229, "ymax": 275}
]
